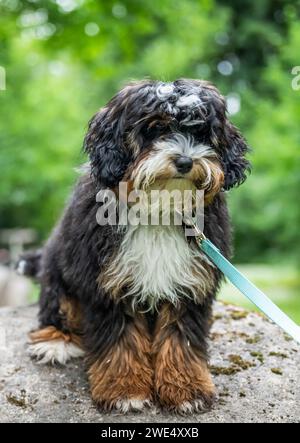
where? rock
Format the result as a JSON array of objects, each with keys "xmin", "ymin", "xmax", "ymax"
[{"xmin": 0, "ymin": 303, "xmax": 299, "ymax": 423}]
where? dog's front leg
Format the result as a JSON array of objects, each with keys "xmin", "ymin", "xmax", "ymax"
[
  {"xmin": 84, "ymin": 301, "xmax": 153, "ymax": 412},
  {"xmin": 153, "ymin": 302, "xmax": 216, "ymax": 413}
]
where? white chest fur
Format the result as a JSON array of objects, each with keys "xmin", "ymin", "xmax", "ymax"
[{"xmin": 102, "ymin": 224, "xmax": 214, "ymax": 310}]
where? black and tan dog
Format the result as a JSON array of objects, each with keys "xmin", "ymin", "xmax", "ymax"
[{"xmin": 18, "ymin": 79, "xmax": 250, "ymax": 413}]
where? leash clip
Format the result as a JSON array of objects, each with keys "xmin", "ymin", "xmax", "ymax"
[{"xmin": 181, "ymin": 213, "xmax": 206, "ymax": 244}]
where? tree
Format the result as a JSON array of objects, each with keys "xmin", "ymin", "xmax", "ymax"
[{"xmin": 0, "ymin": 0, "xmax": 299, "ymax": 263}]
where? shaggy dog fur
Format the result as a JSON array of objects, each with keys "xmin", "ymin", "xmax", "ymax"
[{"xmin": 19, "ymin": 79, "xmax": 250, "ymax": 413}]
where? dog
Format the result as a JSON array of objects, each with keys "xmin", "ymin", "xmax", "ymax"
[{"xmin": 18, "ymin": 79, "xmax": 250, "ymax": 413}]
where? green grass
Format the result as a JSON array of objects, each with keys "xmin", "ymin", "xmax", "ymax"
[
  {"xmin": 28, "ymin": 283, "xmax": 40, "ymax": 304},
  {"xmin": 219, "ymin": 264, "xmax": 300, "ymax": 324}
]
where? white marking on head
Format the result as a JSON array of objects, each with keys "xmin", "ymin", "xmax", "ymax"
[
  {"xmin": 180, "ymin": 119, "xmax": 205, "ymax": 126},
  {"xmin": 156, "ymin": 82, "xmax": 175, "ymax": 100},
  {"xmin": 29, "ymin": 339, "xmax": 85, "ymax": 365},
  {"xmin": 176, "ymin": 94, "xmax": 201, "ymax": 108}
]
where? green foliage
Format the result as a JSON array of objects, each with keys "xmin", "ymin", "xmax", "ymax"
[
  {"xmin": 0, "ymin": 0, "xmax": 299, "ymax": 263},
  {"xmin": 229, "ymin": 17, "xmax": 300, "ymax": 262}
]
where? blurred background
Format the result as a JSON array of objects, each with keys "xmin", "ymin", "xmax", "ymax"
[{"xmin": 0, "ymin": 0, "xmax": 299, "ymax": 320}]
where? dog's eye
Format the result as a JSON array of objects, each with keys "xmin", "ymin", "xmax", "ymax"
[{"xmin": 144, "ymin": 122, "xmax": 167, "ymax": 139}]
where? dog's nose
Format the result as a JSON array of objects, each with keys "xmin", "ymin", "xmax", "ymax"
[{"xmin": 175, "ymin": 156, "xmax": 193, "ymax": 174}]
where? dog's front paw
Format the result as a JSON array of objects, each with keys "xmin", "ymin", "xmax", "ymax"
[
  {"xmin": 114, "ymin": 398, "xmax": 152, "ymax": 413},
  {"xmin": 88, "ymin": 354, "xmax": 153, "ymax": 413},
  {"xmin": 154, "ymin": 338, "xmax": 216, "ymax": 414},
  {"xmin": 176, "ymin": 392, "xmax": 216, "ymax": 414},
  {"xmin": 156, "ymin": 381, "xmax": 216, "ymax": 414},
  {"xmin": 94, "ymin": 394, "xmax": 153, "ymax": 413}
]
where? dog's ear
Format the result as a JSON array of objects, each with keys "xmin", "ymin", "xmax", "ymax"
[
  {"xmin": 84, "ymin": 105, "xmax": 131, "ymax": 187},
  {"xmin": 220, "ymin": 121, "xmax": 251, "ymax": 190}
]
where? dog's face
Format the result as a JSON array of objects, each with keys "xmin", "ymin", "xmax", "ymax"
[{"xmin": 84, "ymin": 79, "xmax": 250, "ymax": 199}]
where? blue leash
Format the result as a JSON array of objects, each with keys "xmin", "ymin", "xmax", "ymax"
[
  {"xmin": 186, "ymin": 219, "xmax": 300, "ymax": 345},
  {"xmin": 201, "ymin": 238, "xmax": 300, "ymax": 344}
]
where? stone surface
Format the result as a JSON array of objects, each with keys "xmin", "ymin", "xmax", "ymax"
[{"xmin": 0, "ymin": 302, "xmax": 299, "ymax": 423}]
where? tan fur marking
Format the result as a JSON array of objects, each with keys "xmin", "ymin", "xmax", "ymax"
[
  {"xmin": 188, "ymin": 159, "xmax": 224, "ymax": 205},
  {"xmin": 30, "ymin": 325, "xmax": 82, "ymax": 348},
  {"xmin": 88, "ymin": 316, "xmax": 153, "ymax": 410},
  {"xmin": 59, "ymin": 296, "xmax": 83, "ymax": 334},
  {"xmin": 30, "ymin": 326, "xmax": 71, "ymax": 343},
  {"xmin": 153, "ymin": 304, "xmax": 215, "ymax": 411},
  {"xmin": 29, "ymin": 297, "xmax": 83, "ymax": 347}
]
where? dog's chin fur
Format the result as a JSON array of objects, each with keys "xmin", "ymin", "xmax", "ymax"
[
  {"xmin": 143, "ymin": 178, "xmax": 197, "ymax": 193},
  {"xmin": 127, "ymin": 178, "xmax": 198, "ymax": 219}
]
